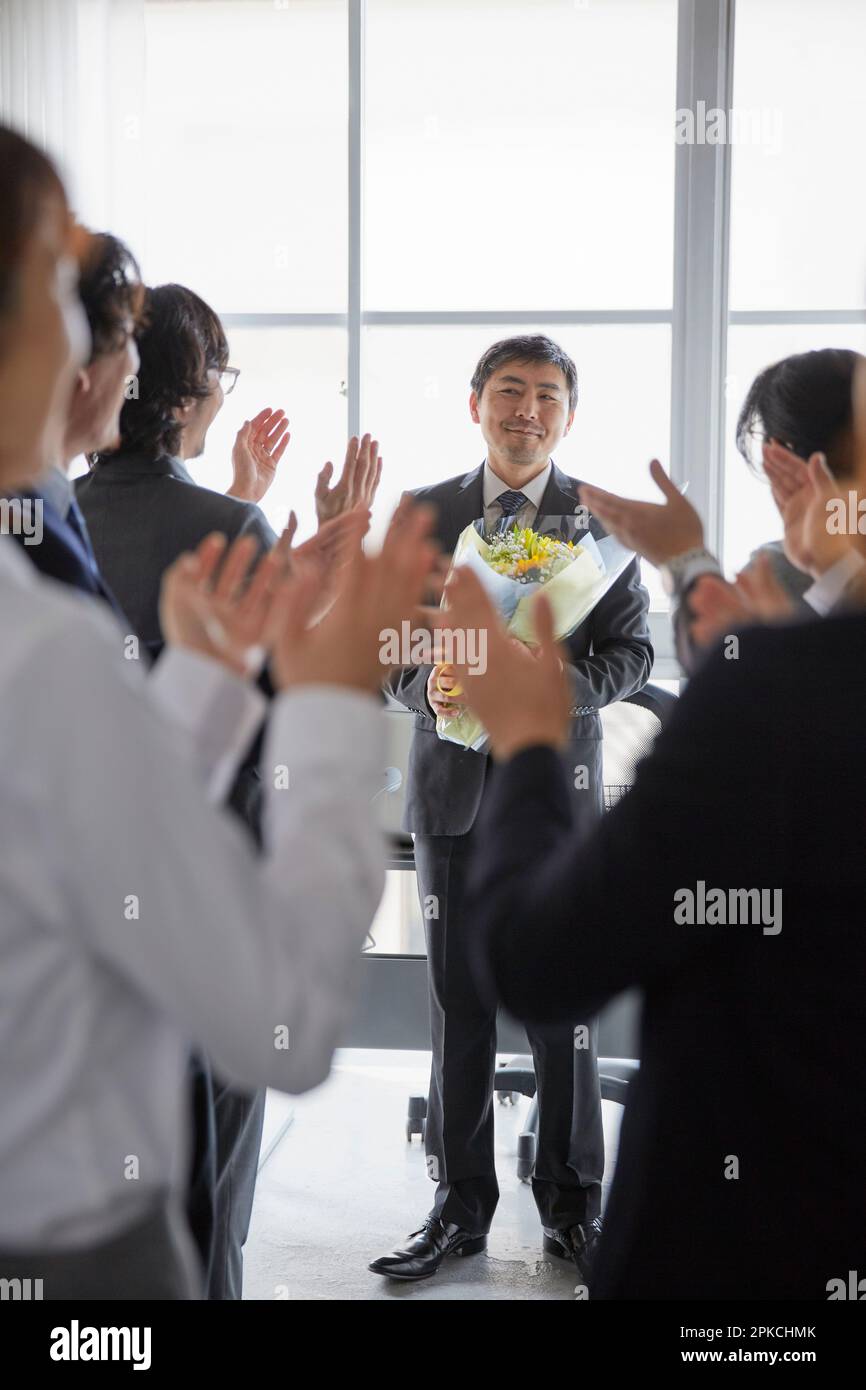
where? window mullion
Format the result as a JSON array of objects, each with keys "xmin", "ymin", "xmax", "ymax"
[
  {"xmin": 348, "ymin": 0, "xmax": 364, "ymax": 438},
  {"xmin": 670, "ymin": 0, "xmax": 736, "ymax": 563}
]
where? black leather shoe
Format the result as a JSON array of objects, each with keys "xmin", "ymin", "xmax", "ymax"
[
  {"xmin": 369, "ymin": 1217, "xmax": 487, "ymax": 1281},
  {"xmin": 542, "ymin": 1216, "xmax": 603, "ymax": 1282}
]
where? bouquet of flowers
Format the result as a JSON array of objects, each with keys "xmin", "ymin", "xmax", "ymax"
[{"xmin": 434, "ymin": 515, "xmax": 634, "ymax": 751}]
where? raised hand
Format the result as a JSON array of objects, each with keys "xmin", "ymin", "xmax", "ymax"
[
  {"xmin": 314, "ymin": 432, "xmax": 383, "ymax": 525},
  {"xmin": 763, "ymin": 441, "xmax": 855, "ymax": 578},
  {"xmin": 227, "ymin": 407, "xmax": 290, "ymax": 504},
  {"xmin": 687, "ymin": 574, "xmax": 750, "ymax": 649},
  {"xmin": 274, "ymin": 507, "xmax": 372, "ymax": 625},
  {"xmin": 734, "ymin": 552, "xmax": 796, "ymax": 620},
  {"xmin": 267, "ymin": 498, "xmax": 438, "ymax": 694},
  {"xmin": 688, "ymin": 553, "xmax": 794, "ymax": 649},
  {"xmin": 579, "ymin": 459, "xmax": 704, "ymax": 566},
  {"xmin": 442, "ymin": 567, "xmax": 571, "ymax": 760},
  {"xmin": 160, "ymin": 532, "xmax": 283, "ymax": 676}
]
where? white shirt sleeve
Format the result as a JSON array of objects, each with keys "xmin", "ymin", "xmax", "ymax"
[
  {"xmin": 147, "ymin": 646, "xmax": 267, "ymax": 802},
  {"xmin": 802, "ymin": 550, "xmax": 866, "ymax": 617},
  {"xmin": 22, "ymin": 616, "xmax": 385, "ymax": 1095},
  {"xmin": 675, "ymin": 551, "xmax": 723, "ymax": 596}
]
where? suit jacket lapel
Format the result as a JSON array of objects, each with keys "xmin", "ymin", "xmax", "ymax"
[
  {"xmin": 537, "ymin": 462, "xmax": 579, "ymax": 520},
  {"xmin": 535, "ymin": 462, "xmax": 595, "ymax": 544},
  {"xmin": 444, "ymin": 463, "xmax": 485, "ymax": 547}
]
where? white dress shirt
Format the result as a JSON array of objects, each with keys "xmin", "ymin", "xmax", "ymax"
[
  {"xmin": 0, "ymin": 537, "xmax": 385, "ymax": 1250},
  {"xmin": 482, "ymin": 459, "xmax": 551, "ymax": 534},
  {"xmin": 803, "ymin": 549, "xmax": 866, "ymax": 616}
]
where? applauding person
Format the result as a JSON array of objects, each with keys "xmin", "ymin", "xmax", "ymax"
[
  {"xmin": 437, "ymin": 531, "xmax": 866, "ymax": 1298},
  {"xmin": 580, "ymin": 349, "xmax": 864, "ymax": 671},
  {"xmin": 0, "ymin": 124, "xmax": 437, "ymax": 1299}
]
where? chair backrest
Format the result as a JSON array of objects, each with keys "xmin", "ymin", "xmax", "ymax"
[{"xmin": 600, "ymin": 682, "xmax": 677, "ymax": 810}]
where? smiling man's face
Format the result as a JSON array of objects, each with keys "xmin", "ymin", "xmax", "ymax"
[{"xmin": 470, "ymin": 357, "xmax": 574, "ymax": 477}]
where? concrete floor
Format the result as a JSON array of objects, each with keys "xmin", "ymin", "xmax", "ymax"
[{"xmin": 243, "ymin": 1049, "xmax": 623, "ymax": 1301}]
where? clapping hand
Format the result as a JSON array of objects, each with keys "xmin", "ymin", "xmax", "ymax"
[
  {"xmin": 228, "ymin": 407, "xmax": 291, "ymax": 504},
  {"xmin": 315, "ymin": 433, "xmax": 383, "ymax": 525},
  {"xmin": 273, "ymin": 506, "xmax": 372, "ymax": 625},
  {"xmin": 160, "ymin": 532, "xmax": 284, "ymax": 677},
  {"xmin": 688, "ymin": 552, "xmax": 795, "ymax": 649},
  {"xmin": 267, "ymin": 498, "xmax": 439, "ymax": 695},
  {"xmin": 579, "ymin": 459, "xmax": 703, "ymax": 566},
  {"xmin": 763, "ymin": 440, "xmax": 855, "ymax": 578}
]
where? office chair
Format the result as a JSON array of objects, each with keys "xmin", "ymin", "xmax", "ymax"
[{"xmin": 406, "ymin": 682, "xmax": 678, "ymax": 1177}]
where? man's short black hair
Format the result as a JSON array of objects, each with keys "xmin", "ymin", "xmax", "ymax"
[
  {"xmin": 471, "ymin": 334, "xmax": 578, "ymax": 412},
  {"xmin": 77, "ymin": 232, "xmax": 144, "ymax": 361},
  {"xmin": 98, "ymin": 282, "xmax": 229, "ymax": 463}
]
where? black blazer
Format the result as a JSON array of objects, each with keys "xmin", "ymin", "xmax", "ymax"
[
  {"xmin": 75, "ymin": 452, "xmax": 277, "ymax": 647},
  {"xmin": 385, "ymin": 462, "xmax": 653, "ymax": 835},
  {"xmin": 467, "ymin": 611, "xmax": 866, "ymax": 1299},
  {"xmin": 76, "ymin": 451, "xmax": 277, "ymax": 841}
]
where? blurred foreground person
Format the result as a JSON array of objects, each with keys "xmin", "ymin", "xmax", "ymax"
[
  {"xmin": 0, "ymin": 124, "xmax": 436, "ymax": 1299},
  {"xmin": 442, "ymin": 469, "xmax": 866, "ymax": 1296}
]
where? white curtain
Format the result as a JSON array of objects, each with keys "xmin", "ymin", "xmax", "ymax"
[{"xmin": 0, "ymin": 0, "xmax": 147, "ymax": 252}]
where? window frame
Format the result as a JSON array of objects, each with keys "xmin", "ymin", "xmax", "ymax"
[{"xmin": 210, "ymin": 0, "xmax": 866, "ymax": 678}]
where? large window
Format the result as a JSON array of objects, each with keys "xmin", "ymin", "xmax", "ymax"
[
  {"xmin": 4, "ymin": 0, "xmax": 865, "ymax": 961},
  {"xmin": 4, "ymin": 0, "xmax": 865, "ymax": 587},
  {"xmin": 53, "ymin": 0, "xmax": 679, "ymax": 604},
  {"xmin": 723, "ymin": 0, "xmax": 866, "ymax": 573}
]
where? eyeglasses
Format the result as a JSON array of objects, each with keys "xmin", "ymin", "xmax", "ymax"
[{"xmin": 219, "ymin": 366, "xmax": 240, "ymax": 397}]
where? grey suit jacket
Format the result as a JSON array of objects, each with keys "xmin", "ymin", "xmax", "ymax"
[
  {"xmin": 75, "ymin": 453, "xmax": 277, "ymax": 648},
  {"xmin": 385, "ymin": 462, "xmax": 654, "ymax": 836}
]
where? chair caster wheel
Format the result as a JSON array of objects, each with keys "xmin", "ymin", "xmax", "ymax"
[
  {"xmin": 406, "ymin": 1094, "xmax": 427, "ymax": 1142},
  {"xmin": 517, "ymin": 1130, "xmax": 536, "ymax": 1182}
]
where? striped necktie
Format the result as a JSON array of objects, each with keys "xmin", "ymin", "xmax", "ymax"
[{"xmin": 494, "ymin": 488, "xmax": 530, "ymax": 534}]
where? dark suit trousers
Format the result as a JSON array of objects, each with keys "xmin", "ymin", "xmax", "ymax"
[
  {"xmin": 207, "ymin": 1080, "xmax": 267, "ymax": 1300},
  {"xmin": 185, "ymin": 1050, "xmax": 217, "ymax": 1284},
  {"xmin": 414, "ymin": 825, "xmax": 604, "ymax": 1234}
]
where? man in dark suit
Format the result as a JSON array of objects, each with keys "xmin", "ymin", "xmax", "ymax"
[
  {"xmin": 72, "ymin": 280, "xmax": 288, "ymax": 1301},
  {"xmin": 74, "ymin": 284, "xmax": 285, "ymax": 651},
  {"xmin": 74, "ymin": 279, "xmax": 380, "ymax": 1298},
  {"xmin": 373, "ymin": 336, "xmax": 652, "ymax": 1281},
  {"xmin": 442, "ymin": 555, "xmax": 866, "ymax": 1300}
]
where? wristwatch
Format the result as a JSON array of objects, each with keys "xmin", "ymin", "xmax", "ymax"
[{"xmin": 660, "ymin": 546, "xmax": 720, "ymax": 597}]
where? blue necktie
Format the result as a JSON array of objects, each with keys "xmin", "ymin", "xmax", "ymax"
[
  {"xmin": 494, "ymin": 488, "xmax": 530, "ymax": 534},
  {"xmin": 65, "ymin": 495, "xmax": 102, "ymax": 583}
]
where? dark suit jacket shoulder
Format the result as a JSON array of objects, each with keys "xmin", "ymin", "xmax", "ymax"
[{"xmin": 75, "ymin": 452, "xmax": 277, "ymax": 646}]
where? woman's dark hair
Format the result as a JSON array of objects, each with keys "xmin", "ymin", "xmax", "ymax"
[
  {"xmin": 736, "ymin": 348, "xmax": 862, "ymax": 479},
  {"xmin": 99, "ymin": 282, "xmax": 229, "ymax": 462},
  {"xmin": 471, "ymin": 334, "xmax": 579, "ymax": 412},
  {"xmin": 77, "ymin": 232, "xmax": 146, "ymax": 361},
  {"xmin": 0, "ymin": 123, "xmax": 67, "ymax": 334}
]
